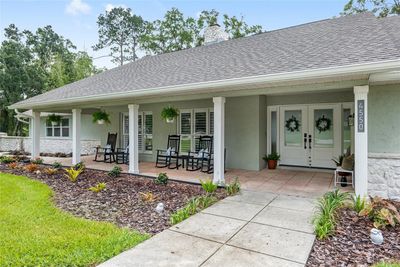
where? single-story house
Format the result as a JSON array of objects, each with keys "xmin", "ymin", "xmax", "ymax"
[{"xmin": 8, "ymin": 13, "xmax": 400, "ymax": 199}]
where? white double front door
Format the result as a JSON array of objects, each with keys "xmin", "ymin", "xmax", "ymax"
[{"xmin": 279, "ymin": 104, "xmax": 342, "ymax": 169}]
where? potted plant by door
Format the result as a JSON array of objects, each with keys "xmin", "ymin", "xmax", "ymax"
[
  {"xmin": 92, "ymin": 110, "xmax": 111, "ymax": 125},
  {"xmin": 263, "ymin": 152, "xmax": 280, "ymax": 169},
  {"xmin": 161, "ymin": 106, "xmax": 179, "ymax": 123},
  {"xmin": 47, "ymin": 114, "xmax": 62, "ymax": 126}
]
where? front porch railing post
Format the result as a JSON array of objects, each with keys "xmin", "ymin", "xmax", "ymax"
[
  {"xmin": 72, "ymin": 108, "xmax": 81, "ymax": 165},
  {"xmin": 31, "ymin": 111, "xmax": 41, "ymax": 158},
  {"xmin": 128, "ymin": 104, "xmax": 140, "ymax": 174},
  {"xmin": 213, "ymin": 97, "xmax": 225, "ymax": 185},
  {"xmin": 354, "ymin": 85, "xmax": 369, "ymax": 197}
]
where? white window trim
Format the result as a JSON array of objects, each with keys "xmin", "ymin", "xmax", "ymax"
[
  {"xmin": 45, "ymin": 117, "xmax": 71, "ymax": 138},
  {"xmin": 122, "ymin": 112, "xmax": 153, "ymax": 154}
]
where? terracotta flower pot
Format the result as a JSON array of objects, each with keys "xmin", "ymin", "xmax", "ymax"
[{"xmin": 267, "ymin": 160, "xmax": 277, "ymax": 169}]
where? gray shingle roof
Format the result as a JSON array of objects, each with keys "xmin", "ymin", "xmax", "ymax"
[{"xmin": 13, "ymin": 13, "xmax": 400, "ymax": 108}]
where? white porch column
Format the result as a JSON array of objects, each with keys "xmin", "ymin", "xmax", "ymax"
[
  {"xmin": 213, "ymin": 97, "xmax": 225, "ymax": 185},
  {"xmin": 128, "ymin": 104, "xmax": 139, "ymax": 174},
  {"xmin": 31, "ymin": 111, "xmax": 41, "ymax": 158},
  {"xmin": 354, "ymin": 85, "xmax": 369, "ymax": 197},
  {"xmin": 72, "ymin": 109, "xmax": 81, "ymax": 165}
]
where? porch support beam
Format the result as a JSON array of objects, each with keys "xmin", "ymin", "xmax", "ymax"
[
  {"xmin": 128, "ymin": 104, "xmax": 139, "ymax": 174},
  {"xmin": 354, "ymin": 85, "xmax": 369, "ymax": 197},
  {"xmin": 213, "ymin": 97, "xmax": 225, "ymax": 185},
  {"xmin": 72, "ymin": 108, "xmax": 81, "ymax": 165},
  {"xmin": 31, "ymin": 111, "xmax": 41, "ymax": 158}
]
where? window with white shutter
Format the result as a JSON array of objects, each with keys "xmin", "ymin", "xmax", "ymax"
[
  {"xmin": 122, "ymin": 112, "xmax": 152, "ymax": 153},
  {"xmin": 144, "ymin": 113, "xmax": 153, "ymax": 152},
  {"xmin": 179, "ymin": 110, "xmax": 192, "ymax": 152}
]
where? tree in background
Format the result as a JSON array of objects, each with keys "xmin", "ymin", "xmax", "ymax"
[
  {"xmin": 342, "ymin": 0, "xmax": 400, "ymax": 17},
  {"xmin": 93, "ymin": 7, "xmax": 146, "ymax": 65},
  {"xmin": 0, "ymin": 24, "xmax": 99, "ymax": 136}
]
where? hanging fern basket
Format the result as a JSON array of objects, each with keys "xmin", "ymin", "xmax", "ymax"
[
  {"xmin": 47, "ymin": 114, "xmax": 62, "ymax": 126},
  {"xmin": 161, "ymin": 106, "xmax": 179, "ymax": 123},
  {"xmin": 92, "ymin": 110, "xmax": 111, "ymax": 125}
]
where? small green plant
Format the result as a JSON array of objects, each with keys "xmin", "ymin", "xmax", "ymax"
[
  {"xmin": 64, "ymin": 167, "xmax": 83, "ymax": 182},
  {"xmin": 44, "ymin": 168, "xmax": 58, "ymax": 175},
  {"xmin": 170, "ymin": 208, "xmax": 191, "ymax": 225},
  {"xmin": 200, "ymin": 179, "xmax": 217, "ymax": 194},
  {"xmin": 89, "ymin": 182, "xmax": 106, "ymax": 193},
  {"xmin": 262, "ymin": 152, "xmax": 281, "ymax": 161},
  {"xmin": 73, "ymin": 161, "xmax": 85, "ymax": 171},
  {"xmin": 139, "ymin": 192, "xmax": 156, "ymax": 202},
  {"xmin": 359, "ymin": 196, "xmax": 400, "ymax": 229},
  {"xmin": 373, "ymin": 261, "xmax": 400, "ymax": 267},
  {"xmin": 161, "ymin": 106, "xmax": 179, "ymax": 122},
  {"xmin": 52, "ymin": 161, "xmax": 62, "ymax": 169},
  {"xmin": 92, "ymin": 110, "xmax": 111, "ymax": 124},
  {"xmin": 108, "ymin": 165, "xmax": 122, "ymax": 178},
  {"xmin": 332, "ymin": 154, "xmax": 346, "ymax": 166},
  {"xmin": 31, "ymin": 157, "xmax": 44, "ymax": 164},
  {"xmin": 154, "ymin": 173, "xmax": 169, "ymax": 185},
  {"xmin": 225, "ymin": 177, "xmax": 241, "ymax": 195},
  {"xmin": 46, "ymin": 114, "xmax": 62, "ymax": 125},
  {"xmin": 170, "ymin": 195, "xmax": 217, "ymax": 225},
  {"xmin": 196, "ymin": 195, "xmax": 217, "ymax": 209},
  {"xmin": 0, "ymin": 156, "xmax": 16, "ymax": 164},
  {"xmin": 353, "ymin": 194, "xmax": 366, "ymax": 213}
]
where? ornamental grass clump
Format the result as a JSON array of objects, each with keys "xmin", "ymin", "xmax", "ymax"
[
  {"xmin": 64, "ymin": 167, "xmax": 83, "ymax": 182},
  {"xmin": 31, "ymin": 157, "xmax": 44, "ymax": 164},
  {"xmin": 170, "ymin": 195, "xmax": 217, "ymax": 225},
  {"xmin": 353, "ymin": 194, "xmax": 367, "ymax": 213},
  {"xmin": 0, "ymin": 156, "xmax": 16, "ymax": 164},
  {"xmin": 44, "ymin": 168, "xmax": 58, "ymax": 176},
  {"xmin": 89, "ymin": 182, "xmax": 107, "ymax": 193},
  {"xmin": 200, "ymin": 179, "xmax": 217, "ymax": 194},
  {"xmin": 225, "ymin": 177, "xmax": 241, "ymax": 195},
  {"xmin": 313, "ymin": 189, "xmax": 350, "ymax": 239}
]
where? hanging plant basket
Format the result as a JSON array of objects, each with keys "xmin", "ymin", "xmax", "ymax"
[
  {"xmin": 161, "ymin": 106, "xmax": 179, "ymax": 123},
  {"xmin": 92, "ymin": 110, "xmax": 111, "ymax": 125},
  {"xmin": 46, "ymin": 114, "xmax": 62, "ymax": 126}
]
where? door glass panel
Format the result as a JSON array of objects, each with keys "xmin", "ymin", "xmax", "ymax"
[
  {"xmin": 284, "ymin": 110, "xmax": 302, "ymax": 147},
  {"xmin": 314, "ymin": 109, "xmax": 333, "ymax": 148},
  {"xmin": 271, "ymin": 111, "xmax": 277, "ymax": 153},
  {"xmin": 343, "ymin": 108, "xmax": 351, "ymax": 153}
]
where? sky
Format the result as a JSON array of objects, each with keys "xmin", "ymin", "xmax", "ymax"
[{"xmin": 0, "ymin": 0, "xmax": 349, "ymax": 69}]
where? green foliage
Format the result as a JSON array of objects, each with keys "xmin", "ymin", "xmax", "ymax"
[
  {"xmin": 73, "ymin": 161, "xmax": 85, "ymax": 171},
  {"xmin": 64, "ymin": 167, "xmax": 83, "ymax": 182},
  {"xmin": 352, "ymin": 194, "xmax": 367, "ymax": 213},
  {"xmin": 263, "ymin": 152, "xmax": 280, "ymax": 161},
  {"xmin": 373, "ymin": 261, "xmax": 400, "ymax": 267},
  {"xmin": 332, "ymin": 154, "xmax": 346, "ymax": 166},
  {"xmin": 108, "ymin": 165, "xmax": 122, "ymax": 178},
  {"xmin": 89, "ymin": 182, "xmax": 107, "ymax": 193},
  {"xmin": 154, "ymin": 172, "xmax": 169, "ymax": 185},
  {"xmin": 160, "ymin": 106, "xmax": 179, "ymax": 121},
  {"xmin": 0, "ymin": 155, "xmax": 16, "ymax": 164},
  {"xmin": 313, "ymin": 189, "xmax": 350, "ymax": 239},
  {"xmin": 359, "ymin": 196, "xmax": 400, "ymax": 229},
  {"xmin": 46, "ymin": 114, "xmax": 62, "ymax": 125},
  {"xmin": 200, "ymin": 179, "xmax": 218, "ymax": 194},
  {"xmin": 92, "ymin": 110, "xmax": 111, "ymax": 124},
  {"xmin": 52, "ymin": 161, "xmax": 62, "ymax": 169},
  {"xmin": 0, "ymin": 173, "xmax": 147, "ymax": 266},
  {"xmin": 31, "ymin": 157, "xmax": 43, "ymax": 164},
  {"xmin": 225, "ymin": 177, "xmax": 241, "ymax": 195},
  {"xmin": 170, "ymin": 195, "xmax": 217, "ymax": 225},
  {"xmin": 342, "ymin": 0, "xmax": 400, "ymax": 17}
]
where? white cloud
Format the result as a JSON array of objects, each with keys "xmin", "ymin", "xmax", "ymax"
[
  {"xmin": 105, "ymin": 3, "xmax": 127, "ymax": 12},
  {"xmin": 66, "ymin": 0, "xmax": 91, "ymax": 16}
]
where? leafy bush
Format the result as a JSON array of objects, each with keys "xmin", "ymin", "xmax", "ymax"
[
  {"xmin": 139, "ymin": 192, "xmax": 156, "ymax": 202},
  {"xmin": 0, "ymin": 156, "xmax": 16, "ymax": 164},
  {"xmin": 31, "ymin": 157, "xmax": 44, "ymax": 164},
  {"xmin": 200, "ymin": 179, "xmax": 217, "ymax": 194},
  {"xmin": 108, "ymin": 165, "xmax": 122, "ymax": 178},
  {"xmin": 24, "ymin": 164, "xmax": 39, "ymax": 173},
  {"xmin": 359, "ymin": 196, "xmax": 400, "ymax": 229},
  {"xmin": 225, "ymin": 177, "xmax": 241, "ymax": 195},
  {"xmin": 89, "ymin": 182, "xmax": 107, "ymax": 193},
  {"xmin": 262, "ymin": 152, "xmax": 280, "ymax": 161},
  {"xmin": 64, "ymin": 167, "xmax": 83, "ymax": 182},
  {"xmin": 170, "ymin": 195, "xmax": 217, "ymax": 225},
  {"xmin": 73, "ymin": 162, "xmax": 85, "ymax": 171},
  {"xmin": 154, "ymin": 173, "xmax": 169, "ymax": 185},
  {"xmin": 313, "ymin": 189, "xmax": 350, "ymax": 239},
  {"xmin": 7, "ymin": 162, "xmax": 18, "ymax": 169},
  {"xmin": 52, "ymin": 161, "xmax": 62, "ymax": 169},
  {"xmin": 44, "ymin": 168, "xmax": 58, "ymax": 175},
  {"xmin": 353, "ymin": 194, "xmax": 366, "ymax": 213}
]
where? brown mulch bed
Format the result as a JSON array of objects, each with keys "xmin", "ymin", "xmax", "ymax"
[
  {"xmin": 0, "ymin": 162, "xmax": 226, "ymax": 235},
  {"xmin": 307, "ymin": 203, "xmax": 400, "ymax": 267}
]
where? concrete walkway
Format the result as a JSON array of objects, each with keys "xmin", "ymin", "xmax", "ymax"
[{"xmin": 99, "ymin": 190, "xmax": 316, "ymax": 267}]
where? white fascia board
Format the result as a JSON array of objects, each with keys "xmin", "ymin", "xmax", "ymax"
[
  {"xmin": 9, "ymin": 59, "xmax": 400, "ymax": 110},
  {"xmin": 369, "ymin": 71, "xmax": 400, "ymax": 83}
]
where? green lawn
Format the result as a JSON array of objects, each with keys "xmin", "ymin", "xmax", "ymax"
[{"xmin": 0, "ymin": 173, "xmax": 148, "ymax": 266}]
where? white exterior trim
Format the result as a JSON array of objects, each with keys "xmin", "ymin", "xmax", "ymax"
[
  {"xmin": 72, "ymin": 109, "xmax": 81, "ymax": 165},
  {"xmin": 354, "ymin": 85, "xmax": 369, "ymax": 197},
  {"xmin": 31, "ymin": 111, "xmax": 40, "ymax": 158},
  {"xmin": 128, "ymin": 104, "xmax": 140, "ymax": 174},
  {"xmin": 213, "ymin": 97, "xmax": 225, "ymax": 185}
]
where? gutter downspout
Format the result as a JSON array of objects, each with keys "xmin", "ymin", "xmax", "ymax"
[{"xmin": 14, "ymin": 109, "xmax": 31, "ymax": 124}]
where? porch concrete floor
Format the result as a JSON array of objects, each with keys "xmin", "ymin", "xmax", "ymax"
[{"xmin": 42, "ymin": 155, "xmax": 348, "ymax": 198}]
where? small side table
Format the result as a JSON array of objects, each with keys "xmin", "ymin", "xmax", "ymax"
[{"xmin": 334, "ymin": 167, "xmax": 354, "ymax": 188}]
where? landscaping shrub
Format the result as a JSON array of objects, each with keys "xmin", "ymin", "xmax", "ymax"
[
  {"xmin": 359, "ymin": 196, "xmax": 400, "ymax": 229},
  {"xmin": 24, "ymin": 163, "xmax": 39, "ymax": 173},
  {"xmin": 73, "ymin": 161, "xmax": 85, "ymax": 171},
  {"xmin": 170, "ymin": 195, "xmax": 217, "ymax": 225},
  {"xmin": 313, "ymin": 189, "xmax": 350, "ymax": 239},
  {"xmin": 0, "ymin": 156, "xmax": 16, "ymax": 164},
  {"xmin": 64, "ymin": 167, "xmax": 83, "ymax": 182},
  {"xmin": 108, "ymin": 165, "xmax": 122, "ymax": 178},
  {"xmin": 225, "ymin": 177, "xmax": 241, "ymax": 195},
  {"xmin": 89, "ymin": 182, "xmax": 107, "ymax": 193},
  {"xmin": 200, "ymin": 179, "xmax": 217, "ymax": 194},
  {"xmin": 154, "ymin": 172, "xmax": 169, "ymax": 185},
  {"xmin": 31, "ymin": 157, "xmax": 44, "ymax": 164},
  {"xmin": 353, "ymin": 194, "xmax": 366, "ymax": 213},
  {"xmin": 7, "ymin": 162, "xmax": 18, "ymax": 169},
  {"xmin": 44, "ymin": 168, "xmax": 58, "ymax": 176},
  {"xmin": 139, "ymin": 192, "xmax": 156, "ymax": 202},
  {"xmin": 52, "ymin": 161, "xmax": 62, "ymax": 169}
]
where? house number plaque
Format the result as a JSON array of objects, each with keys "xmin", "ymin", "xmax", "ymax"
[{"xmin": 357, "ymin": 99, "xmax": 365, "ymax": 133}]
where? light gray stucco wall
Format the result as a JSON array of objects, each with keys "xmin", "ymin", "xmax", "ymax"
[{"xmin": 266, "ymin": 90, "xmax": 354, "ymax": 106}]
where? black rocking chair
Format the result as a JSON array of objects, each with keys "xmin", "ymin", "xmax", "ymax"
[
  {"xmin": 94, "ymin": 132, "xmax": 118, "ymax": 163},
  {"xmin": 155, "ymin": 135, "xmax": 181, "ymax": 169},
  {"xmin": 186, "ymin": 135, "xmax": 213, "ymax": 172},
  {"xmin": 116, "ymin": 146, "xmax": 129, "ymax": 164}
]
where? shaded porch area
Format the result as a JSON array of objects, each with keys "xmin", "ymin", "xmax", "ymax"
[{"xmin": 42, "ymin": 155, "xmax": 339, "ymax": 198}]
